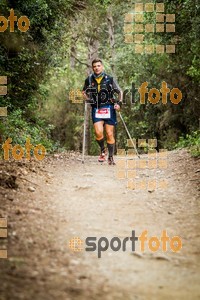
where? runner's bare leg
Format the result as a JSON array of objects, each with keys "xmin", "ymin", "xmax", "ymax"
[
  {"xmin": 105, "ymin": 124, "xmax": 115, "ymax": 144},
  {"xmin": 94, "ymin": 121, "xmax": 104, "ymax": 140}
]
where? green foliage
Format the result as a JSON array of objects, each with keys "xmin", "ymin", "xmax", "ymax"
[
  {"xmin": 0, "ymin": 0, "xmax": 87, "ymax": 154},
  {"xmin": 0, "ymin": 109, "xmax": 57, "ymax": 154},
  {"xmin": 175, "ymin": 131, "xmax": 200, "ymax": 157},
  {"xmin": 187, "ymin": 56, "xmax": 200, "ymax": 81}
]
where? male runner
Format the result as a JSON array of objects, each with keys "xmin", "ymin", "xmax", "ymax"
[{"xmin": 82, "ymin": 58, "xmax": 122, "ymax": 165}]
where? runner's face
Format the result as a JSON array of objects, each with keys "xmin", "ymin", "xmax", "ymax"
[{"xmin": 92, "ymin": 62, "xmax": 103, "ymax": 75}]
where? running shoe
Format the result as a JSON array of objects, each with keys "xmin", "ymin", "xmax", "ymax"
[
  {"xmin": 98, "ymin": 151, "xmax": 106, "ymax": 162},
  {"xmin": 108, "ymin": 156, "xmax": 116, "ymax": 165}
]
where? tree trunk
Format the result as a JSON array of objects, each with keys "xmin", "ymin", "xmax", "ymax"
[
  {"xmin": 107, "ymin": 7, "xmax": 116, "ymax": 76},
  {"xmin": 69, "ymin": 23, "xmax": 78, "ymax": 69}
]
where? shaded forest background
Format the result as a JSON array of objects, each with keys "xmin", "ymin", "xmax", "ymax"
[{"xmin": 0, "ymin": 0, "xmax": 199, "ymax": 156}]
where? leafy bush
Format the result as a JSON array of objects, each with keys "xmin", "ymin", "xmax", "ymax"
[
  {"xmin": 175, "ymin": 131, "xmax": 200, "ymax": 157},
  {"xmin": 0, "ymin": 109, "xmax": 59, "ymax": 158}
]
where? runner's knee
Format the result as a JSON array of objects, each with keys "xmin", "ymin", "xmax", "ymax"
[
  {"xmin": 95, "ymin": 130, "xmax": 104, "ymax": 140},
  {"xmin": 106, "ymin": 130, "xmax": 113, "ymax": 139}
]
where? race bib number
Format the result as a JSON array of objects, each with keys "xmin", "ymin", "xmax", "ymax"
[{"xmin": 95, "ymin": 107, "xmax": 111, "ymax": 119}]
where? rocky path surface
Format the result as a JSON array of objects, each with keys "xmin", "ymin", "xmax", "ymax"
[{"xmin": 0, "ymin": 149, "xmax": 199, "ymax": 300}]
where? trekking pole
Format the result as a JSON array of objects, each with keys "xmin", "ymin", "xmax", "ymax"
[
  {"xmin": 118, "ymin": 111, "xmax": 140, "ymax": 159},
  {"xmin": 82, "ymin": 100, "xmax": 88, "ymax": 164}
]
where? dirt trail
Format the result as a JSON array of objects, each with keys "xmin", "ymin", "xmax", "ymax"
[{"xmin": 0, "ymin": 149, "xmax": 200, "ymax": 300}]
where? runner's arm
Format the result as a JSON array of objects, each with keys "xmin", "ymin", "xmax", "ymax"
[
  {"xmin": 112, "ymin": 78, "xmax": 123, "ymax": 106},
  {"xmin": 82, "ymin": 78, "xmax": 90, "ymax": 100},
  {"xmin": 82, "ymin": 77, "xmax": 97, "ymax": 104}
]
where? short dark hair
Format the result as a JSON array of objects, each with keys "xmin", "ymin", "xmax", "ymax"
[{"xmin": 92, "ymin": 58, "xmax": 103, "ymax": 66}]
